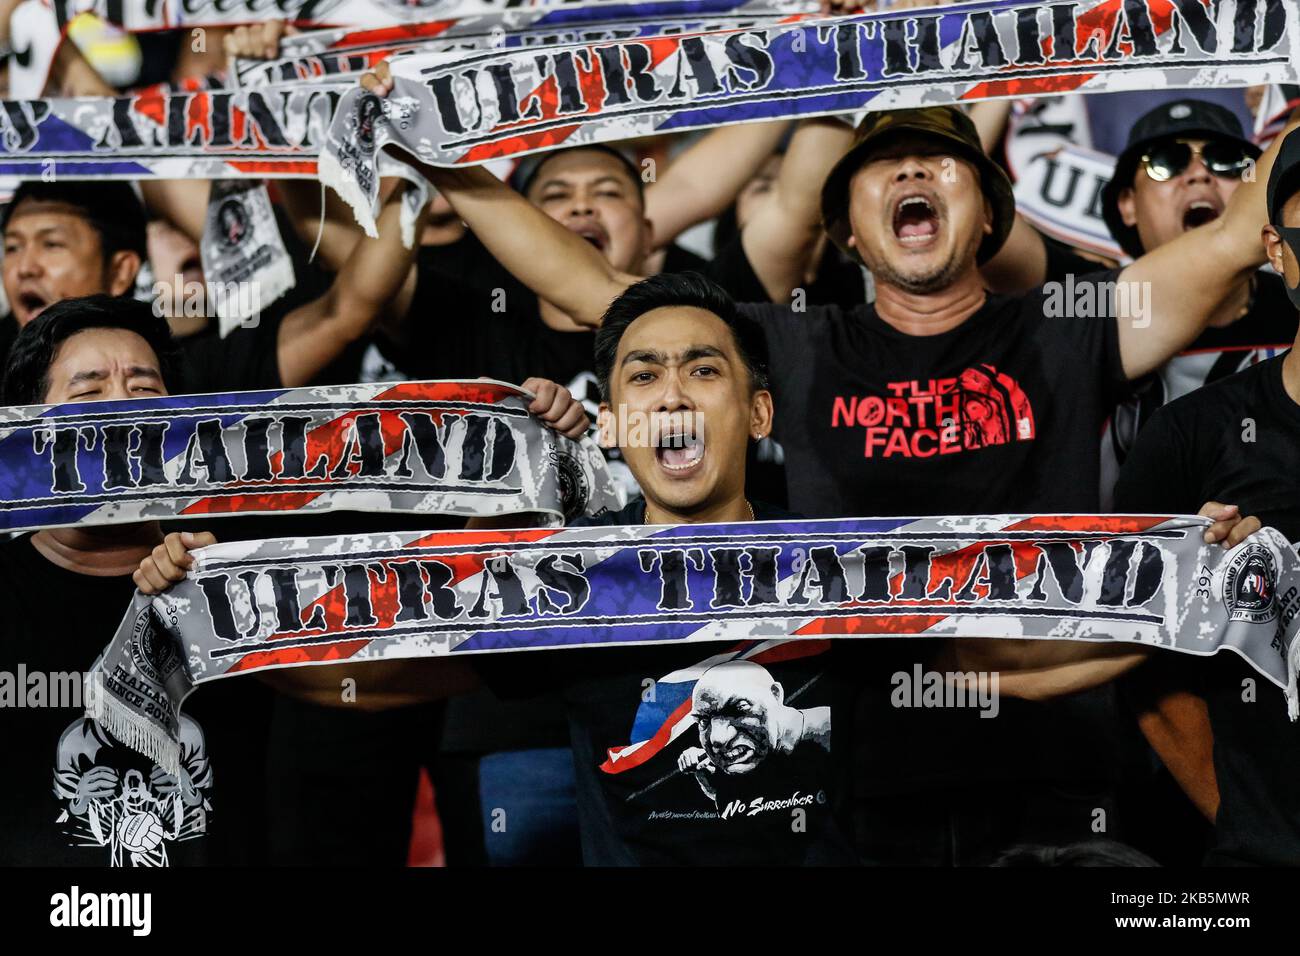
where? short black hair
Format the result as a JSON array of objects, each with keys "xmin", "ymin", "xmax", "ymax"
[
  {"xmin": 593, "ymin": 272, "xmax": 768, "ymax": 401},
  {"xmin": 991, "ymin": 840, "xmax": 1159, "ymax": 867},
  {"xmin": 516, "ymin": 144, "xmax": 646, "ymax": 206},
  {"xmin": 2, "ymin": 294, "xmax": 177, "ymax": 406},
  {"xmin": 1, "ymin": 181, "xmax": 148, "ymax": 264}
]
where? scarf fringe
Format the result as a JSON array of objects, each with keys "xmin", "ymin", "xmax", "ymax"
[
  {"xmin": 317, "ymin": 148, "xmax": 379, "ymax": 239},
  {"xmin": 85, "ymin": 671, "xmax": 182, "ymax": 777},
  {"xmin": 1287, "ymin": 638, "xmax": 1300, "ymax": 722}
]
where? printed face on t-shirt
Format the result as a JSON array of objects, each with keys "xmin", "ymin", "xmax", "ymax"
[
  {"xmin": 2, "ymin": 202, "xmax": 132, "ymax": 326},
  {"xmin": 42, "ymin": 328, "xmax": 167, "ymax": 404},
  {"xmin": 600, "ymin": 305, "xmax": 771, "ymax": 518},
  {"xmin": 1119, "ymin": 137, "xmax": 1241, "ymax": 253},
  {"xmin": 692, "ymin": 661, "xmax": 785, "ymax": 775},
  {"xmin": 844, "ymin": 139, "xmax": 990, "ymax": 295},
  {"xmin": 526, "ymin": 149, "xmax": 650, "ymax": 275}
]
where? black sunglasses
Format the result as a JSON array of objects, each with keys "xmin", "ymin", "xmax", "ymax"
[{"xmin": 1139, "ymin": 139, "xmax": 1254, "ymax": 182}]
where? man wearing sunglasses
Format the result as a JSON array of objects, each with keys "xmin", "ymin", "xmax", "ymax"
[
  {"xmin": 988, "ymin": 102, "xmax": 1297, "ymax": 474},
  {"xmin": 970, "ymin": 129, "xmax": 1300, "ymax": 865}
]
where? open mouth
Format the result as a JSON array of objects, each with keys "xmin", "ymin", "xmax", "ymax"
[
  {"xmin": 570, "ymin": 223, "xmax": 607, "ymax": 252},
  {"xmin": 17, "ymin": 290, "xmax": 48, "ymax": 318},
  {"xmin": 654, "ymin": 429, "xmax": 706, "ymax": 475},
  {"xmin": 892, "ymin": 194, "xmax": 940, "ymax": 246},
  {"xmin": 717, "ymin": 743, "xmax": 754, "ymax": 767},
  {"xmin": 1182, "ymin": 199, "xmax": 1221, "ymax": 230}
]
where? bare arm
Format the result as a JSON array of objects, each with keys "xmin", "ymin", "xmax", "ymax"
[
  {"xmin": 362, "ymin": 61, "xmax": 637, "ymax": 327},
  {"xmin": 968, "ymin": 99, "xmax": 1013, "ymax": 155},
  {"xmin": 1117, "ymin": 110, "xmax": 1300, "ymax": 380},
  {"xmin": 46, "ymin": 35, "xmax": 115, "ymax": 95},
  {"xmin": 643, "ymin": 121, "xmax": 790, "ymax": 250},
  {"xmin": 258, "ymin": 658, "xmax": 479, "ymax": 710},
  {"xmin": 979, "ymin": 211, "xmax": 1051, "ymax": 294},
  {"xmin": 275, "ymin": 177, "xmax": 369, "ymax": 272},
  {"xmin": 740, "ymin": 117, "xmax": 855, "ymax": 303},
  {"xmin": 140, "ymin": 180, "xmax": 211, "ymax": 243},
  {"xmin": 1136, "ymin": 688, "xmax": 1219, "ymax": 821},
  {"xmin": 947, "ymin": 638, "xmax": 1151, "ymax": 701},
  {"xmin": 275, "ymin": 179, "xmax": 425, "ymax": 387}
]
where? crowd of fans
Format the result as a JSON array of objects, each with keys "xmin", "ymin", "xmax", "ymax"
[{"xmin": 1, "ymin": 9, "xmax": 1299, "ymax": 868}]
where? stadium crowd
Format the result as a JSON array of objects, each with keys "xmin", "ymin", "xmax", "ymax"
[{"xmin": 2, "ymin": 7, "xmax": 1300, "ymax": 869}]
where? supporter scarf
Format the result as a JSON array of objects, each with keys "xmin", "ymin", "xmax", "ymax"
[
  {"xmin": 319, "ymin": 0, "xmax": 1300, "ymax": 232},
  {"xmin": 0, "ymin": 82, "xmax": 349, "ymax": 179},
  {"xmin": 7, "ymin": 0, "xmax": 799, "ymax": 97},
  {"xmin": 86, "ymin": 514, "xmax": 1300, "ymax": 773},
  {"xmin": 1013, "ymin": 143, "xmax": 1122, "ymax": 262},
  {"xmin": 230, "ymin": 1, "xmax": 819, "ymax": 88},
  {"xmin": 0, "ymin": 380, "xmax": 623, "ymax": 532},
  {"xmin": 199, "ymin": 180, "xmax": 297, "ymax": 335}
]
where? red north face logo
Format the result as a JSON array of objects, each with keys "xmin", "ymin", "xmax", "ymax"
[{"xmin": 830, "ymin": 365, "xmax": 1036, "ymax": 459}]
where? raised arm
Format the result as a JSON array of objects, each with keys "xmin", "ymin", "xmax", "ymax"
[
  {"xmin": 361, "ymin": 62, "xmax": 635, "ymax": 328},
  {"xmin": 978, "ymin": 212, "xmax": 1051, "ymax": 293},
  {"xmin": 948, "ymin": 637, "xmax": 1151, "ymax": 701},
  {"xmin": 643, "ymin": 120, "xmax": 790, "ymax": 250},
  {"xmin": 1117, "ymin": 110, "xmax": 1300, "ymax": 380},
  {"xmin": 274, "ymin": 179, "xmax": 425, "ymax": 387},
  {"xmin": 740, "ymin": 117, "xmax": 855, "ymax": 303}
]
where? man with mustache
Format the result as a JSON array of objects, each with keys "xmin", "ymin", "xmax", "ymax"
[
  {"xmin": 985, "ymin": 99, "xmax": 1298, "ymax": 495},
  {"xmin": 958, "ymin": 129, "xmax": 1300, "ymax": 866},
  {"xmin": 365, "ymin": 50, "xmax": 1298, "ymax": 859}
]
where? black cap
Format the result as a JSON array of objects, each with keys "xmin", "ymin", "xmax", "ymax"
[
  {"xmin": 820, "ymin": 106, "xmax": 1015, "ymax": 266},
  {"xmin": 1267, "ymin": 127, "xmax": 1300, "ymax": 226},
  {"xmin": 1101, "ymin": 98, "xmax": 1260, "ymax": 259}
]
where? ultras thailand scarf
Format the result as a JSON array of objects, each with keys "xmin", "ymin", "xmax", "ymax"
[
  {"xmin": 0, "ymin": 380, "xmax": 623, "ymax": 532},
  {"xmin": 228, "ymin": 0, "xmax": 820, "ymax": 88},
  {"xmin": 86, "ymin": 514, "xmax": 1300, "ymax": 773},
  {"xmin": 318, "ymin": 0, "xmax": 1300, "ymax": 233},
  {"xmin": 5, "ymin": 0, "xmax": 1298, "ymax": 184},
  {"xmin": 6, "ymin": 0, "xmax": 808, "ymax": 97}
]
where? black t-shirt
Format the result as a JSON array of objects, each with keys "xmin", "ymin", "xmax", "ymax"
[
  {"xmin": 171, "ymin": 227, "xmax": 333, "ymax": 395},
  {"xmin": 740, "ymin": 276, "xmax": 1131, "ymax": 816},
  {"xmin": 481, "ymin": 498, "xmax": 858, "ymax": 866},
  {"xmin": 173, "ymin": 309, "xmax": 285, "ymax": 395},
  {"xmin": 743, "ymin": 272, "xmax": 1129, "ymax": 518},
  {"xmin": 707, "ymin": 233, "xmax": 867, "ymax": 308},
  {"xmin": 660, "ymin": 242, "xmax": 710, "ymax": 275},
  {"xmin": 0, "ymin": 536, "xmax": 214, "ymax": 866},
  {"xmin": 1113, "ymin": 351, "xmax": 1300, "ymax": 865}
]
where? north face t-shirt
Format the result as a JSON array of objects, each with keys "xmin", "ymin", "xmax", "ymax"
[
  {"xmin": 741, "ymin": 271, "xmax": 1129, "ymax": 518},
  {"xmin": 0, "ymin": 536, "xmax": 213, "ymax": 866},
  {"xmin": 481, "ymin": 499, "xmax": 858, "ymax": 866}
]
